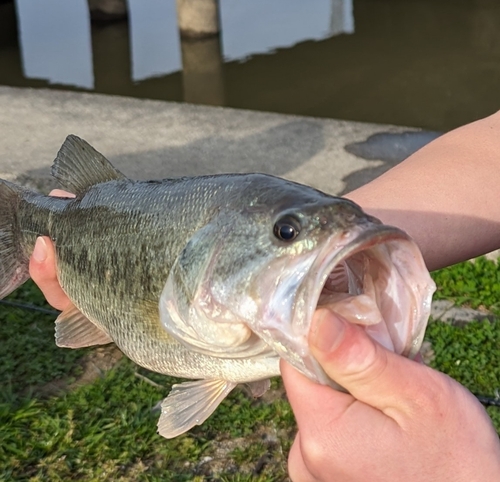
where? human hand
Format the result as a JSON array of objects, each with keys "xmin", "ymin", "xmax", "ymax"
[
  {"xmin": 281, "ymin": 309, "xmax": 500, "ymax": 481},
  {"xmin": 29, "ymin": 189, "xmax": 75, "ymax": 312}
]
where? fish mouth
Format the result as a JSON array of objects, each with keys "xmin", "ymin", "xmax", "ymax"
[{"xmin": 289, "ymin": 224, "xmax": 435, "ymax": 386}]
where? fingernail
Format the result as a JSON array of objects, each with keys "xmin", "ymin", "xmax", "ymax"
[
  {"xmin": 310, "ymin": 309, "xmax": 346, "ymax": 354},
  {"xmin": 32, "ymin": 237, "xmax": 47, "ymax": 263}
]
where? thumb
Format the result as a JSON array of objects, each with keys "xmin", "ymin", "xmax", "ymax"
[
  {"xmin": 29, "ymin": 189, "xmax": 75, "ymax": 312},
  {"xmin": 309, "ymin": 308, "xmax": 427, "ymax": 413},
  {"xmin": 29, "ymin": 236, "xmax": 72, "ymax": 312}
]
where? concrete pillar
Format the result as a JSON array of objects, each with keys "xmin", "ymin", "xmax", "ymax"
[
  {"xmin": 88, "ymin": 0, "xmax": 127, "ymax": 22},
  {"xmin": 329, "ymin": 0, "xmax": 354, "ymax": 36},
  {"xmin": 176, "ymin": 0, "xmax": 220, "ymax": 39},
  {"xmin": 92, "ymin": 21, "xmax": 131, "ymax": 94},
  {"xmin": 180, "ymin": 36, "xmax": 225, "ymax": 106}
]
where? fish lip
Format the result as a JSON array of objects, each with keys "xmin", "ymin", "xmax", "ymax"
[
  {"xmin": 307, "ymin": 223, "xmax": 412, "ymax": 321},
  {"xmin": 296, "ymin": 223, "xmax": 434, "ymax": 385},
  {"xmin": 317, "ymin": 224, "xmax": 412, "ymax": 271}
]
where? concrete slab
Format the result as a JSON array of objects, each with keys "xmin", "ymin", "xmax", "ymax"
[
  {"xmin": 0, "ymin": 86, "xmax": 430, "ymax": 194},
  {"xmin": 430, "ymin": 299, "xmax": 494, "ymax": 326}
]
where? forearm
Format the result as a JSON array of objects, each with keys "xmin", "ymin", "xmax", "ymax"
[{"xmin": 346, "ymin": 111, "xmax": 500, "ymax": 271}]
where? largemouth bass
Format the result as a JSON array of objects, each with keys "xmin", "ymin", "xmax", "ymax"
[{"xmin": 0, "ymin": 135, "xmax": 435, "ymax": 438}]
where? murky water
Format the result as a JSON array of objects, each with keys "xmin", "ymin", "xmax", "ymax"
[{"xmin": 1, "ymin": 0, "xmax": 500, "ymax": 131}]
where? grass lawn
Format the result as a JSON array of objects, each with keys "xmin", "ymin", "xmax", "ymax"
[{"xmin": 1, "ymin": 258, "xmax": 499, "ymax": 481}]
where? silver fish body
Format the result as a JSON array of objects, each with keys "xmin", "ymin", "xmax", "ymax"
[{"xmin": 0, "ymin": 135, "xmax": 435, "ymax": 438}]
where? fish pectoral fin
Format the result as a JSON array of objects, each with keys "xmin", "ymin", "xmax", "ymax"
[
  {"xmin": 246, "ymin": 379, "xmax": 271, "ymax": 398},
  {"xmin": 55, "ymin": 305, "xmax": 113, "ymax": 348},
  {"xmin": 157, "ymin": 379, "xmax": 237, "ymax": 439},
  {"xmin": 52, "ymin": 135, "xmax": 127, "ymax": 194}
]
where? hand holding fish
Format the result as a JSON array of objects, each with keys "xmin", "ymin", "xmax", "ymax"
[
  {"xmin": 282, "ymin": 309, "xmax": 500, "ymax": 481},
  {"xmin": 13, "ymin": 108, "xmax": 500, "ymax": 479}
]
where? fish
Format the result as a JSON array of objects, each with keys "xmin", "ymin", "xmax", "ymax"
[{"xmin": 0, "ymin": 135, "xmax": 435, "ymax": 438}]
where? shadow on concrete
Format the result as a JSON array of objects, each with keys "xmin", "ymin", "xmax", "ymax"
[
  {"xmin": 340, "ymin": 130, "xmax": 442, "ymax": 194},
  {"xmin": 18, "ymin": 119, "xmax": 325, "ymax": 191}
]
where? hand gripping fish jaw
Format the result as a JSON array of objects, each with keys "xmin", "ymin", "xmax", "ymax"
[
  {"xmin": 283, "ymin": 224, "xmax": 436, "ymax": 388},
  {"xmin": 160, "ymin": 208, "xmax": 435, "ymax": 434}
]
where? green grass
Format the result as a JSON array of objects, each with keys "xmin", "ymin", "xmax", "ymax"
[
  {"xmin": 1, "ymin": 355, "xmax": 293, "ymax": 481},
  {"xmin": 432, "ymin": 256, "xmax": 500, "ymax": 311},
  {"xmin": 427, "ymin": 256, "xmax": 500, "ymax": 432},
  {"xmin": 0, "ymin": 282, "xmax": 87, "ymax": 396},
  {"xmin": 1, "ymin": 361, "xmax": 290, "ymax": 481},
  {"xmin": 1, "ymin": 257, "xmax": 500, "ymax": 480},
  {"xmin": 0, "ymin": 283, "xmax": 293, "ymax": 481},
  {"xmin": 425, "ymin": 319, "xmax": 500, "ymax": 430}
]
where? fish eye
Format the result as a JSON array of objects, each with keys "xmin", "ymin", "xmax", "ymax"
[{"xmin": 274, "ymin": 215, "xmax": 301, "ymax": 242}]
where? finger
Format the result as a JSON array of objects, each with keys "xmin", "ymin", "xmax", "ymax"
[
  {"xmin": 282, "ymin": 360, "xmax": 393, "ymax": 480},
  {"xmin": 308, "ymin": 308, "xmax": 433, "ymax": 415},
  {"xmin": 282, "ymin": 358, "xmax": 387, "ymax": 439},
  {"xmin": 29, "ymin": 236, "xmax": 72, "ymax": 312},
  {"xmin": 281, "ymin": 359, "xmax": 355, "ymax": 429},
  {"xmin": 49, "ymin": 189, "xmax": 75, "ymax": 198},
  {"xmin": 287, "ymin": 432, "xmax": 319, "ymax": 482}
]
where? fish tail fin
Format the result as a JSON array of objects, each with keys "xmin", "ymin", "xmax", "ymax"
[{"xmin": 0, "ymin": 179, "xmax": 30, "ymax": 299}]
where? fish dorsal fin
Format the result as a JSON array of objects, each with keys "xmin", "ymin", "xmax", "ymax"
[
  {"xmin": 157, "ymin": 379, "xmax": 236, "ymax": 438},
  {"xmin": 55, "ymin": 305, "xmax": 113, "ymax": 348},
  {"xmin": 52, "ymin": 135, "xmax": 127, "ymax": 194}
]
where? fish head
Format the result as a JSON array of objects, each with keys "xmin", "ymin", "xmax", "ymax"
[{"xmin": 160, "ymin": 176, "xmax": 435, "ymax": 387}]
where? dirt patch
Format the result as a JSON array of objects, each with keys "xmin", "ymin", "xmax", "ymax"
[
  {"xmin": 68, "ymin": 344, "xmax": 124, "ymax": 389},
  {"xmin": 36, "ymin": 344, "xmax": 123, "ymax": 397},
  {"xmin": 191, "ymin": 424, "xmax": 293, "ymax": 481}
]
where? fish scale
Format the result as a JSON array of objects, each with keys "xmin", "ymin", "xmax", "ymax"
[{"xmin": 44, "ymin": 180, "xmax": 276, "ymax": 376}]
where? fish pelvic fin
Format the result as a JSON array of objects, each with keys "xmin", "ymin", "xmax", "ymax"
[
  {"xmin": 157, "ymin": 379, "xmax": 237, "ymax": 439},
  {"xmin": 52, "ymin": 135, "xmax": 127, "ymax": 194},
  {"xmin": 0, "ymin": 180, "xmax": 30, "ymax": 299},
  {"xmin": 246, "ymin": 379, "xmax": 271, "ymax": 398},
  {"xmin": 55, "ymin": 305, "xmax": 113, "ymax": 348}
]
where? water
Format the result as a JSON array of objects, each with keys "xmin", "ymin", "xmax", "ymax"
[{"xmin": 1, "ymin": 0, "xmax": 500, "ymax": 131}]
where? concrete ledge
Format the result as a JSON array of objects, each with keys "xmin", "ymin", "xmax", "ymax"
[
  {"xmin": 430, "ymin": 300, "xmax": 495, "ymax": 327},
  {"xmin": 0, "ymin": 86, "xmax": 433, "ymax": 194}
]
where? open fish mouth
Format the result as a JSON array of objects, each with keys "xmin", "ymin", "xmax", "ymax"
[
  {"xmin": 160, "ymin": 217, "xmax": 434, "ymax": 391},
  {"xmin": 269, "ymin": 224, "xmax": 435, "ymax": 386}
]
